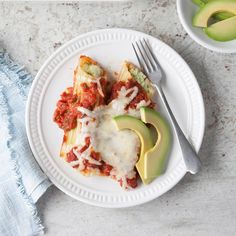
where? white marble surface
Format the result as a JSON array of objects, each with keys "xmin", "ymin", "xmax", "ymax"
[{"xmin": 1, "ymin": 1, "xmax": 236, "ymax": 235}]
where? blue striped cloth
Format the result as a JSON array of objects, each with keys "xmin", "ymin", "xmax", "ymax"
[{"xmin": 0, "ymin": 51, "xmax": 51, "ymax": 236}]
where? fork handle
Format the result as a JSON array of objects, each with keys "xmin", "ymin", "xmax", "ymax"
[{"xmin": 154, "ymin": 85, "xmax": 201, "ymax": 174}]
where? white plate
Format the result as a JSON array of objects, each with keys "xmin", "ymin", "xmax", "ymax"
[
  {"xmin": 177, "ymin": 0, "xmax": 236, "ymax": 53},
  {"xmin": 26, "ymin": 28, "xmax": 205, "ymax": 208}
]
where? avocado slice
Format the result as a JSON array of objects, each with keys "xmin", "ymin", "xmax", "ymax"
[
  {"xmin": 213, "ymin": 11, "xmax": 235, "ymax": 21},
  {"xmin": 140, "ymin": 107, "xmax": 171, "ymax": 184},
  {"xmin": 192, "ymin": 0, "xmax": 235, "ymax": 20},
  {"xmin": 113, "ymin": 115, "xmax": 154, "ymax": 184},
  {"xmin": 193, "ymin": 0, "xmax": 207, "ymax": 8},
  {"xmin": 204, "ymin": 16, "xmax": 236, "ymax": 41},
  {"xmin": 193, "ymin": 0, "xmax": 236, "ymax": 27}
]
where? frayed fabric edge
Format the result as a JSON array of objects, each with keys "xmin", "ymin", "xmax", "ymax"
[
  {"xmin": 0, "ymin": 52, "xmax": 45, "ymax": 235},
  {"xmin": 0, "ymin": 51, "xmax": 33, "ymax": 99}
]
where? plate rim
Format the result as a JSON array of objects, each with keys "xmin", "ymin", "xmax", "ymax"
[{"xmin": 26, "ymin": 28, "xmax": 205, "ymax": 208}]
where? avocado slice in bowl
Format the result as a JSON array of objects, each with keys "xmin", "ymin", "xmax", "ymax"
[
  {"xmin": 193, "ymin": 0, "xmax": 236, "ymax": 27},
  {"xmin": 204, "ymin": 16, "xmax": 236, "ymax": 41},
  {"xmin": 192, "ymin": 0, "xmax": 235, "ymax": 20}
]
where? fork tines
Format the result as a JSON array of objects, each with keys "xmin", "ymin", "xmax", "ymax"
[{"xmin": 132, "ymin": 39, "xmax": 161, "ymax": 75}]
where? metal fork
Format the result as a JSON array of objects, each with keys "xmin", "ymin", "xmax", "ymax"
[{"xmin": 132, "ymin": 39, "xmax": 201, "ymax": 174}]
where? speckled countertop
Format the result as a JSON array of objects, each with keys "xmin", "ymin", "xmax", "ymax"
[{"xmin": 1, "ymin": 1, "xmax": 236, "ymax": 235}]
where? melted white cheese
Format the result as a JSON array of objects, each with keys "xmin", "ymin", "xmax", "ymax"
[
  {"xmin": 87, "ymin": 77, "xmax": 104, "ymax": 98},
  {"xmin": 95, "ymin": 77, "xmax": 104, "ymax": 97},
  {"xmin": 73, "ymin": 86, "xmax": 150, "ymax": 187},
  {"xmin": 126, "ymin": 99, "xmax": 151, "ymax": 118},
  {"xmin": 78, "ymin": 107, "xmax": 96, "ymax": 118},
  {"xmin": 92, "ymin": 112, "xmax": 140, "ymax": 180},
  {"xmin": 136, "ymin": 100, "xmax": 151, "ymax": 109}
]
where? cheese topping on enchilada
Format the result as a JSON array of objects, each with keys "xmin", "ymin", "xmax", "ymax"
[{"xmin": 53, "ymin": 56, "xmax": 155, "ymax": 189}]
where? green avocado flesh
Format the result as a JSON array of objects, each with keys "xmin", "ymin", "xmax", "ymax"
[
  {"xmin": 193, "ymin": 0, "xmax": 207, "ymax": 8},
  {"xmin": 113, "ymin": 115, "xmax": 154, "ymax": 184},
  {"xmin": 214, "ymin": 12, "xmax": 235, "ymax": 21},
  {"xmin": 193, "ymin": 0, "xmax": 236, "ymax": 27},
  {"xmin": 204, "ymin": 16, "xmax": 236, "ymax": 41},
  {"xmin": 113, "ymin": 109, "xmax": 171, "ymax": 185},
  {"xmin": 192, "ymin": 0, "xmax": 235, "ymax": 20},
  {"xmin": 140, "ymin": 107, "xmax": 171, "ymax": 184}
]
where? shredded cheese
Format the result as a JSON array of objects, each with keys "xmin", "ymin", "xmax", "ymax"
[{"xmin": 70, "ymin": 86, "xmax": 148, "ymax": 188}]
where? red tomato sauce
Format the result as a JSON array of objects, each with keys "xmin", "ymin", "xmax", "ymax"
[
  {"xmin": 53, "ymin": 78, "xmax": 107, "ymax": 132},
  {"xmin": 66, "ymin": 149, "xmax": 77, "ymax": 163},
  {"xmin": 110, "ymin": 79, "xmax": 154, "ymax": 109},
  {"xmin": 118, "ymin": 174, "xmax": 138, "ymax": 189},
  {"xmin": 53, "ymin": 87, "xmax": 81, "ymax": 131},
  {"xmin": 66, "ymin": 141, "xmax": 138, "ymax": 188},
  {"xmin": 80, "ymin": 78, "xmax": 107, "ymax": 109}
]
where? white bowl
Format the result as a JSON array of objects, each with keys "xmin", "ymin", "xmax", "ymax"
[{"xmin": 176, "ymin": 0, "xmax": 236, "ymax": 53}]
